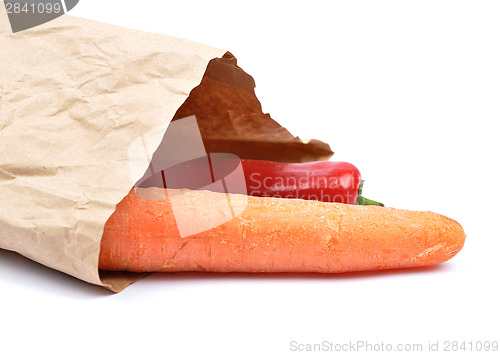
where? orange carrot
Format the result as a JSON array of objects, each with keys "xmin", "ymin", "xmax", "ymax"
[{"xmin": 99, "ymin": 188, "xmax": 466, "ymax": 273}]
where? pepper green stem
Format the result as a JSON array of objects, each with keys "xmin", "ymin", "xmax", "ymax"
[
  {"xmin": 356, "ymin": 180, "xmax": 384, "ymax": 207},
  {"xmin": 356, "ymin": 195, "xmax": 385, "ymax": 206}
]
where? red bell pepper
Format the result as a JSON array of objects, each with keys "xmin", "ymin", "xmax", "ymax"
[
  {"xmin": 240, "ymin": 159, "xmax": 383, "ymax": 206},
  {"xmin": 137, "ymin": 157, "xmax": 382, "ymax": 206}
]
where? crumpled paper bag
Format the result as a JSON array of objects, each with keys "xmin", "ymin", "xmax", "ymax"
[{"xmin": 0, "ymin": 9, "xmax": 332, "ymax": 292}]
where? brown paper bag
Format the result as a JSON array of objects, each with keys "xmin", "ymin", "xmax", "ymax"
[{"xmin": 0, "ymin": 10, "xmax": 332, "ymax": 292}]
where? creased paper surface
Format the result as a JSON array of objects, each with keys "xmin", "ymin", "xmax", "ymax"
[{"xmin": 0, "ymin": 10, "xmax": 225, "ymax": 290}]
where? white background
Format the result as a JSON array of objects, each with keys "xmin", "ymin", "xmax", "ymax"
[{"xmin": 1, "ymin": 1, "xmax": 499, "ymax": 354}]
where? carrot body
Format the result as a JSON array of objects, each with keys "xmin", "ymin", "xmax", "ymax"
[{"xmin": 99, "ymin": 188, "xmax": 466, "ymax": 273}]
